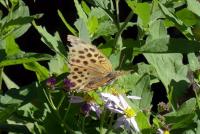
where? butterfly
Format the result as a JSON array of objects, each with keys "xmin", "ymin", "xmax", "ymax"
[{"xmin": 66, "ymin": 35, "xmax": 125, "ymax": 92}]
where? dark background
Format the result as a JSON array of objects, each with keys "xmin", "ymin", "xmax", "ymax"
[{"xmin": 3, "ymin": 1, "xmax": 168, "ymax": 113}]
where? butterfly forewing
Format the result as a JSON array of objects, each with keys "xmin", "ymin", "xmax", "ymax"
[
  {"xmin": 67, "ymin": 35, "xmax": 113, "ymax": 73},
  {"xmin": 66, "ymin": 35, "xmax": 121, "ymax": 92}
]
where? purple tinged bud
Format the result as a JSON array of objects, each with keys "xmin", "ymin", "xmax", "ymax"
[
  {"xmin": 63, "ymin": 79, "xmax": 75, "ymax": 91},
  {"xmin": 46, "ymin": 77, "xmax": 56, "ymax": 89},
  {"xmin": 81, "ymin": 103, "xmax": 91, "ymax": 116}
]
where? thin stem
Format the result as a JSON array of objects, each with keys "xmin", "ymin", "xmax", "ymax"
[
  {"xmin": 43, "ymin": 88, "xmax": 57, "ymax": 110},
  {"xmin": 57, "ymin": 92, "xmax": 66, "ymax": 110},
  {"xmin": 100, "ymin": 108, "xmax": 106, "ymax": 134},
  {"xmin": 63, "ymin": 102, "xmax": 72, "ymax": 122},
  {"xmin": 43, "ymin": 88, "xmax": 74, "ymax": 133},
  {"xmin": 114, "ymin": 11, "xmax": 134, "ymax": 51},
  {"xmin": 115, "ymin": 0, "xmax": 120, "ymax": 30},
  {"xmin": 63, "ymin": 92, "xmax": 74, "ymax": 122},
  {"xmin": 105, "ymin": 113, "xmax": 114, "ymax": 134},
  {"xmin": 81, "ymin": 116, "xmax": 86, "ymax": 134},
  {"xmin": 0, "ymin": 68, "xmax": 3, "ymax": 91}
]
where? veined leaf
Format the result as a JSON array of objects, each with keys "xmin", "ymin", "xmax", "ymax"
[{"xmin": 0, "ymin": 53, "xmax": 52, "ymax": 67}]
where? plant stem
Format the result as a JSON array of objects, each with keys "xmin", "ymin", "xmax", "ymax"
[
  {"xmin": 114, "ymin": 11, "xmax": 134, "ymax": 51},
  {"xmin": 81, "ymin": 116, "xmax": 86, "ymax": 134},
  {"xmin": 43, "ymin": 88, "xmax": 74, "ymax": 133},
  {"xmin": 0, "ymin": 68, "xmax": 3, "ymax": 91},
  {"xmin": 57, "ymin": 92, "xmax": 66, "ymax": 110},
  {"xmin": 100, "ymin": 108, "xmax": 106, "ymax": 134},
  {"xmin": 105, "ymin": 113, "xmax": 114, "ymax": 134}
]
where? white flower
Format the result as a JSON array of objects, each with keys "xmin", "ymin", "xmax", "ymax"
[
  {"xmin": 157, "ymin": 128, "xmax": 170, "ymax": 134},
  {"xmin": 100, "ymin": 93, "xmax": 141, "ymax": 132},
  {"xmin": 68, "ymin": 95, "xmax": 101, "ymax": 118}
]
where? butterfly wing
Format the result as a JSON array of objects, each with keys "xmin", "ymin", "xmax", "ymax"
[
  {"xmin": 67, "ymin": 35, "xmax": 113, "ymax": 73},
  {"xmin": 67, "ymin": 35, "xmax": 113, "ymax": 91}
]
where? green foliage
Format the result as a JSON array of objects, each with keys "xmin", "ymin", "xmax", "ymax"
[{"xmin": 1, "ymin": 0, "xmax": 200, "ymax": 133}]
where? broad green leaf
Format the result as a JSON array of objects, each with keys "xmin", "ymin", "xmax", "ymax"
[
  {"xmin": 2, "ymin": 72, "xmax": 19, "ymax": 89},
  {"xmin": 33, "ymin": 23, "xmax": 67, "ymax": 58},
  {"xmin": 3, "ymin": 35, "xmax": 21, "ymax": 56},
  {"xmin": 136, "ymin": 111, "xmax": 152, "ymax": 134},
  {"xmin": 0, "ymin": 123, "xmax": 31, "ymax": 133},
  {"xmin": 158, "ymin": 2, "xmax": 193, "ymax": 39},
  {"xmin": 0, "ymin": 1, "xmax": 40, "ymax": 39},
  {"xmin": 74, "ymin": 0, "xmax": 87, "ymax": 22},
  {"xmin": 81, "ymin": 1, "xmax": 91, "ymax": 15},
  {"xmin": 98, "ymin": 39, "xmax": 114, "ymax": 57},
  {"xmin": 87, "ymin": 16, "xmax": 98, "ymax": 36},
  {"xmin": 0, "ymin": 53, "xmax": 52, "ymax": 67},
  {"xmin": 93, "ymin": 21, "xmax": 117, "ymax": 39},
  {"xmin": 164, "ymin": 98, "xmax": 196, "ymax": 130},
  {"xmin": 24, "ymin": 62, "xmax": 49, "ymax": 81},
  {"xmin": 187, "ymin": 0, "xmax": 200, "ymax": 17},
  {"xmin": 109, "ymin": 51, "xmax": 121, "ymax": 69},
  {"xmin": 141, "ymin": 20, "xmax": 169, "ymax": 52},
  {"xmin": 176, "ymin": 8, "xmax": 198, "ymax": 26},
  {"xmin": 92, "ymin": 0, "xmax": 114, "ymax": 11},
  {"xmin": 0, "ymin": 104, "xmax": 19, "ymax": 123},
  {"xmin": 165, "ymin": 98, "xmax": 196, "ymax": 117},
  {"xmin": 132, "ymin": 74, "xmax": 153, "ymax": 109},
  {"xmin": 48, "ymin": 54, "xmax": 68, "ymax": 75},
  {"xmin": 127, "ymin": 1, "xmax": 151, "ymax": 28},
  {"xmin": 144, "ymin": 53, "xmax": 189, "ymax": 103},
  {"xmin": 188, "ymin": 53, "xmax": 200, "ymax": 71},
  {"xmin": 74, "ymin": 18, "xmax": 90, "ymax": 42},
  {"xmin": 196, "ymin": 120, "xmax": 200, "ymax": 134}
]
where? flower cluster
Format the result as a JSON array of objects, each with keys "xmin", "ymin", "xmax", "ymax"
[{"xmin": 66, "ymin": 87, "xmax": 141, "ymax": 132}]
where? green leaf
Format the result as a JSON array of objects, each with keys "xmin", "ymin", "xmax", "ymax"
[
  {"xmin": 74, "ymin": 0, "xmax": 88, "ymax": 22},
  {"xmin": 0, "ymin": 53, "xmax": 52, "ymax": 67},
  {"xmin": 136, "ymin": 111, "xmax": 152, "ymax": 134},
  {"xmin": 176, "ymin": 8, "xmax": 198, "ymax": 26},
  {"xmin": 109, "ymin": 52, "xmax": 121, "ymax": 69},
  {"xmin": 141, "ymin": 20, "xmax": 169, "ymax": 52},
  {"xmin": 92, "ymin": 0, "xmax": 114, "ymax": 11},
  {"xmin": 81, "ymin": 1, "xmax": 91, "ymax": 15},
  {"xmin": 57, "ymin": 10, "xmax": 77, "ymax": 36},
  {"xmin": 164, "ymin": 98, "xmax": 196, "ymax": 130},
  {"xmin": 93, "ymin": 21, "xmax": 117, "ymax": 39},
  {"xmin": 132, "ymin": 74, "xmax": 153, "ymax": 110},
  {"xmin": 2, "ymin": 71, "xmax": 19, "ymax": 89},
  {"xmin": 33, "ymin": 23, "xmax": 67, "ymax": 58},
  {"xmin": 187, "ymin": 0, "xmax": 200, "ymax": 17},
  {"xmin": 127, "ymin": 1, "xmax": 150, "ymax": 28},
  {"xmin": 1, "ymin": 16, "xmax": 33, "ymax": 39},
  {"xmin": 144, "ymin": 53, "xmax": 189, "ymax": 103},
  {"xmin": 23, "ymin": 62, "xmax": 49, "ymax": 81},
  {"xmin": 158, "ymin": 2, "xmax": 193, "ymax": 39},
  {"xmin": 0, "ymin": 123, "xmax": 31, "ymax": 133},
  {"xmin": 166, "ymin": 98, "xmax": 196, "ymax": 117},
  {"xmin": 0, "ymin": 104, "xmax": 19, "ymax": 123},
  {"xmin": 4, "ymin": 35, "xmax": 21, "ymax": 56},
  {"xmin": 48, "ymin": 54, "xmax": 68, "ymax": 75},
  {"xmin": 196, "ymin": 120, "xmax": 200, "ymax": 134},
  {"xmin": 87, "ymin": 16, "xmax": 98, "ymax": 36},
  {"xmin": 74, "ymin": 18, "xmax": 90, "ymax": 42},
  {"xmin": 188, "ymin": 53, "xmax": 200, "ymax": 71}
]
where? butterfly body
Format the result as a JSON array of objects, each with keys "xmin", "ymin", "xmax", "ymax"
[{"xmin": 66, "ymin": 35, "xmax": 124, "ymax": 92}]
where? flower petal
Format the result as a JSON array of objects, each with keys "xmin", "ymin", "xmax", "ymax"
[
  {"xmin": 127, "ymin": 95, "xmax": 141, "ymax": 100},
  {"xmin": 68, "ymin": 96, "xmax": 84, "ymax": 103},
  {"xmin": 115, "ymin": 116, "xmax": 125, "ymax": 128},
  {"xmin": 118, "ymin": 95, "xmax": 129, "ymax": 109},
  {"xmin": 130, "ymin": 117, "xmax": 140, "ymax": 132}
]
